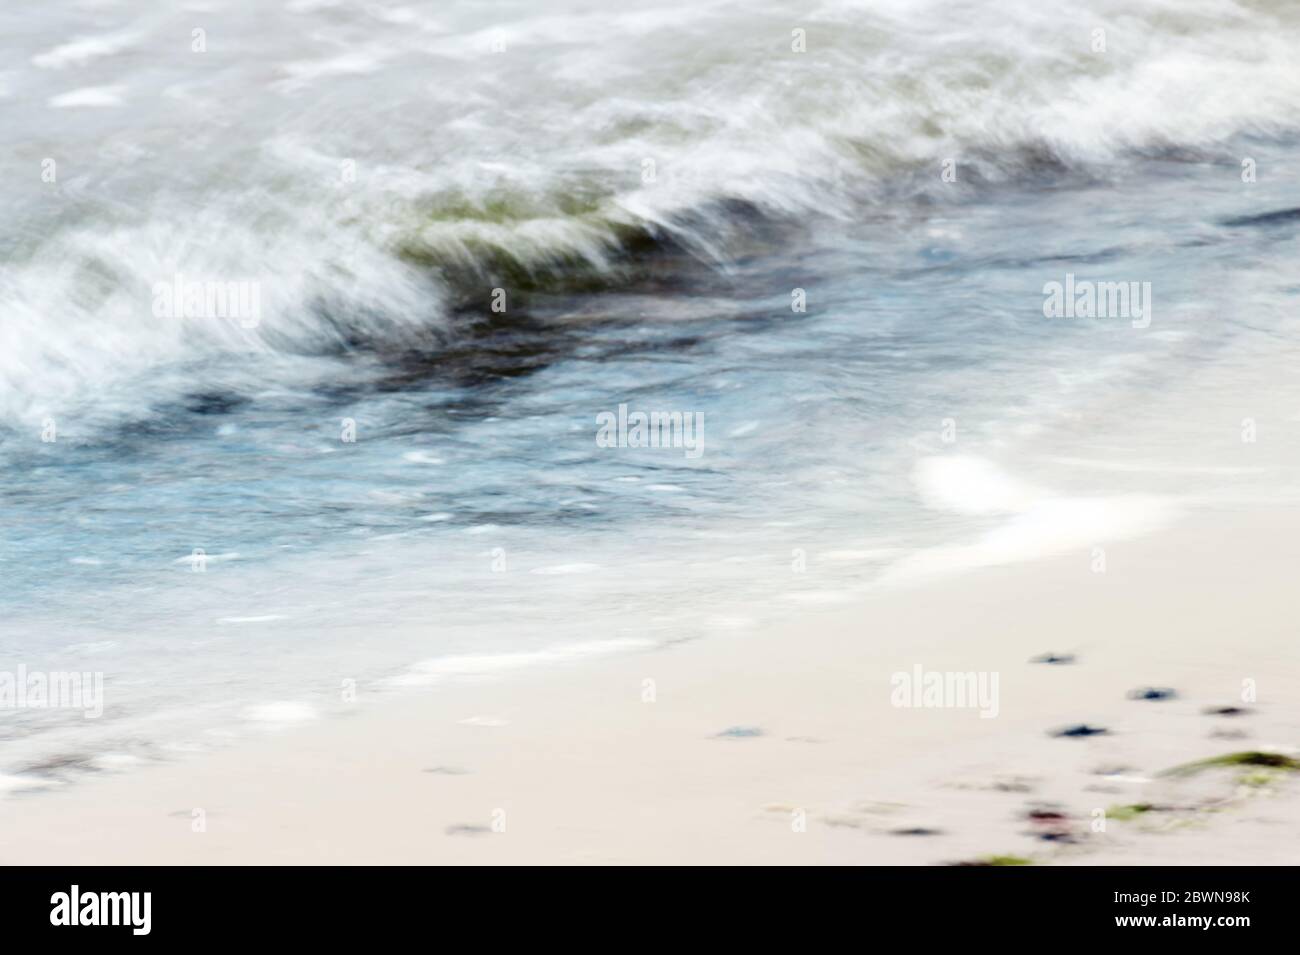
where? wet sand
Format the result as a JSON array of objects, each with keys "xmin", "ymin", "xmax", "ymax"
[{"xmin": 2, "ymin": 507, "xmax": 1298, "ymax": 864}]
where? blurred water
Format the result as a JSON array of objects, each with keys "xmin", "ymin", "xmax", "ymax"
[{"xmin": 3, "ymin": 0, "xmax": 1300, "ymax": 784}]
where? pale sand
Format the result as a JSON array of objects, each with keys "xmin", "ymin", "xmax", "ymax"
[{"xmin": 2, "ymin": 507, "xmax": 1299, "ymax": 865}]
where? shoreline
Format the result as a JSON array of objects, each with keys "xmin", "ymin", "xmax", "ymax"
[{"xmin": 3, "ymin": 502, "xmax": 1299, "ymax": 864}]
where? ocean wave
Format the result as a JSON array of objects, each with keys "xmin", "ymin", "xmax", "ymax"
[{"xmin": 4, "ymin": 0, "xmax": 1300, "ymax": 426}]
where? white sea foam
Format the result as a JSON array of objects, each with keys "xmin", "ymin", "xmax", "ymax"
[
  {"xmin": 914, "ymin": 456, "xmax": 1044, "ymax": 515},
  {"xmin": 48, "ymin": 85, "xmax": 126, "ymax": 108},
  {"xmin": 32, "ymin": 31, "xmax": 139, "ymax": 69},
  {"xmin": 882, "ymin": 457, "xmax": 1182, "ymax": 586},
  {"xmin": 819, "ymin": 549, "xmax": 900, "ymax": 562},
  {"xmin": 0, "ymin": 774, "xmax": 51, "ymax": 797},
  {"xmin": 6, "ymin": 0, "xmax": 1300, "ymax": 427},
  {"xmin": 529, "ymin": 562, "xmax": 600, "ymax": 575},
  {"xmin": 172, "ymin": 551, "xmax": 240, "ymax": 565},
  {"xmin": 388, "ymin": 638, "xmax": 653, "ymax": 687},
  {"xmin": 242, "ymin": 702, "xmax": 318, "ymax": 723}
]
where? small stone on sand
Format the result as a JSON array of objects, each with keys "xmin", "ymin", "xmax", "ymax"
[
  {"xmin": 1203, "ymin": 705, "xmax": 1250, "ymax": 716},
  {"xmin": 1051, "ymin": 724, "xmax": 1109, "ymax": 738},
  {"xmin": 1128, "ymin": 686, "xmax": 1177, "ymax": 701},
  {"xmin": 1030, "ymin": 652, "xmax": 1076, "ymax": 665},
  {"xmin": 715, "ymin": 726, "xmax": 764, "ymax": 739},
  {"xmin": 445, "ymin": 824, "xmax": 492, "ymax": 836}
]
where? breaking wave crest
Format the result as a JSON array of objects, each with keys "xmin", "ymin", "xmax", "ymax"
[{"xmin": 4, "ymin": 0, "xmax": 1300, "ymax": 426}]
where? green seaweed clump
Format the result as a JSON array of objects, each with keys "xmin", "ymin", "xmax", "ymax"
[
  {"xmin": 949, "ymin": 854, "xmax": 1033, "ymax": 867},
  {"xmin": 1108, "ymin": 803, "xmax": 1156, "ymax": 821},
  {"xmin": 1163, "ymin": 751, "xmax": 1300, "ymax": 777}
]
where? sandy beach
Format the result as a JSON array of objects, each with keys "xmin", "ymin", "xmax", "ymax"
[
  {"xmin": 6, "ymin": 0, "xmax": 1300, "ymax": 877},
  {"xmin": 3, "ymin": 503, "xmax": 1298, "ymax": 865}
]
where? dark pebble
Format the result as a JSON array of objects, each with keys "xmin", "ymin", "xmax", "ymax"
[
  {"xmin": 1027, "ymin": 809, "xmax": 1067, "ymax": 822},
  {"xmin": 1052, "ymin": 724, "xmax": 1109, "ymax": 738},
  {"xmin": 1128, "ymin": 687, "xmax": 1177, "ymax": 701},
  {"xmin": 1203, "ymin": 706, "xmax": 1250, "ymax": 716},
  {"xmin": 1031, "ymin": 653, "xmax": 1076, "ymax": 665}
]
